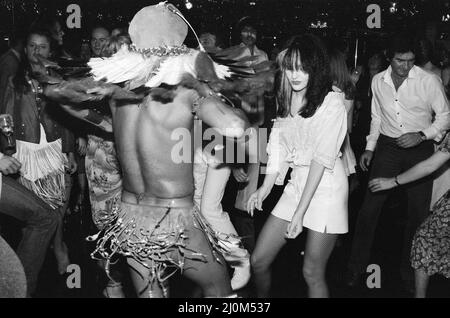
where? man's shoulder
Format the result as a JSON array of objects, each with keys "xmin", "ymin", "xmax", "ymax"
[
  {"xmin": 255, "ymin": 46, "xmax": 268, "ymax": 59},
  {"xmin": 414, "ymin": 66, "xmax": 442, "ymax": 85},
  {"xmin": 0, "ymin": 50, "xmax": 19, "ymax": 63},
  {"xmin": 372, "ymin": 69, "xmax": 387, "ymax": 83}
]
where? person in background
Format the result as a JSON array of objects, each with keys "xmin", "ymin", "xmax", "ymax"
[
  {"xmin": 31, "ymin": 16, "xmax": 72, "ymax": 60},
  {"xmin": 329, "ymin": 48, "xmax": 357, "ymax": 178},
  {"xmin": 199, "ymin": 31, "xmax": 222, "ymax": 54},
  {"xmin": 231, "ymin": 22, "xmax": 269, "ymax": 253},
  {"xmin": 369, "ymin": 132, "xmax": 450, "ymax": 298},
  {"xmin": 1, "ymin": 28, "xmax": 76, "ymax": 276},
  {"xmin": 83, "ymin": 29, "xmax": 126, "ymax": 298},
  {"xmin": 90, "ymin": 26, "xmax": 110, "ymax": 58},
  {"xmin": 0, "ymin": 33, "xmax": 25, "ymax": 108},
  {"xmin": 193, "ymin": 137, "xmax": 253, "ymax": 292},
  {"xmin": 345, "ymin": 35, "xmax": 450, "ymax": 292},
  {"xmin": 351, "ymin": 53, "xmax": 386, "ymax": 161},
  {"xmin": 415, "ymin": 38, "xmax": 450, "ymax": 212},
  {"xmin": 0, "ymin": 151, "xmax": 58, "ymax": 296}
]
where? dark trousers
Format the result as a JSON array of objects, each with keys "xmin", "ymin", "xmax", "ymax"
[
  {"xmin": 348, "ymin": 135, "xmax": 434, "ymax": 282},
  {"xmin": 230, "ymin": 208, "xmax": 256, "ymax": 253},
  {"xmin": 0, "ymin": 176, "xmax": 58, "ymax": 295}
]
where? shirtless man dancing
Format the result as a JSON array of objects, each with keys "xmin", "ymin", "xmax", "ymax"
[{"xmin": 43, "ymin": 3, "xmax": 249, "ymax": 298}]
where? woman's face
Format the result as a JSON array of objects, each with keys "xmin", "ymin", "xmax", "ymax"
[
  {"xmin": 53, "ymin": 21, "xmax": 64, "ymax": 45},
  {"xmin": 285, "ymin": 66, "xmax": 309, "ymax": 92},
  {"xmin": 25, "ymin": 34, "xmax": 51, "ymax": 63}
]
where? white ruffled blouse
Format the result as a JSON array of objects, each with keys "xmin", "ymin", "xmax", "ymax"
[{"xmin": 266, "ymin": 91, "xmax": 348, "ymax": 185}]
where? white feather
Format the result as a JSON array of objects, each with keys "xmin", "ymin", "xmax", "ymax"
[
  {"xmin": 89, "ymin": 46, "xmax": 233, "ymax": 89},
  {"xmin": 146, "ymin": 51, "xmax": 198, "ymax": 87},
  {"xmin": 213, "ymin": 62, "xmax": 231, "ymax": 79},
  {"xmin": 88, "ymin": 46, "xmax": 159, "ymax": 88}
]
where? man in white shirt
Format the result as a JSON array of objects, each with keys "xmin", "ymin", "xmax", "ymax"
[{"xmin": 346, "ymin": 35, "xmax": 450, "ymax": 292}]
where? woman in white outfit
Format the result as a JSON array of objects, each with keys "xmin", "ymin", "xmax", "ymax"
[{"xmin": 248, "ymin": 34, "xmax": 348, "ymax": 298}]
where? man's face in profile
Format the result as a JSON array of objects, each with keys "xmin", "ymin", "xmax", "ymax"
[
  {"xmin": 241, "ymin": 26, "xmax": 257, "ymax": 46},
  {"xmin": 199, "ymin": 33, "xmax": 217, "ymax": 53}
]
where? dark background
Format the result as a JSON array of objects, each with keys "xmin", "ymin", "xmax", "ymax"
[{"xmin": 1, "ymin": 0, "xmax": 450, "ymax": 63}]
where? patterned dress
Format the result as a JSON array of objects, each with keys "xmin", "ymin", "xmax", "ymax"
[
  {"xmin": 85, "ymin": 134, "xmax": 122, "ymax": 230},
  {"xmin": 410, "ymin": 133, "xmax": 450, "ymax": 278}
]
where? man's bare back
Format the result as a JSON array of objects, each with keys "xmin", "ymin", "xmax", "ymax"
[{"xmin": 112, "ymin": 86, "xmax": 197, "ymax": 199}]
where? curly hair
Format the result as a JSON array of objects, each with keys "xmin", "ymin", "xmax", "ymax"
[
  {"xmin": 276, "ymin": 34, "xmax": 332, "ymax": 118},
  {"xmin": 13, "ymin": 28, "xmax": 53, "ymax": 94}
]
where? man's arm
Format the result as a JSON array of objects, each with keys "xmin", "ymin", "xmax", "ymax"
[
  {"xmin": 365, "ymin": 79, "xmax": 381, "ymax": 151},
  {"xmin": 422, "ymin": 75, "xmax": 450, "ymax": 142},
  {"xmin": 59, "ymin": 104, "xmax": 113, "ymax": 132},
  {"xmin": 193, "ymin": 82, "xmax": 250, "ymax": 139}
]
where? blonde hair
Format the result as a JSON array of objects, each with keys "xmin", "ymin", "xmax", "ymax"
[{"xmin": 103, "ymin": 33, "xmax": 132, "ymax": 57}]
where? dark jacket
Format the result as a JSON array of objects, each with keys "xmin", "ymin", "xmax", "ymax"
[
  {"xmin": 0, "ymin": 49, "xmax": 21, "ymax": 111},
  {"xmin": 2, "ymin": 77, "xmax": 74, "ymax": 153}
]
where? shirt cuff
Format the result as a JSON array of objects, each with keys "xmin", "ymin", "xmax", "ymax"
[
  {"xmin": 365, "ymin": 140, "xmax": 377, "ymax": 152},
  {"xmin": 422, "ymin": 126, "xmax": 440, "ymax": 142}
]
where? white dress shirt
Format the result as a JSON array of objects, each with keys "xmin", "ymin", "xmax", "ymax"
[{"xmin": 366, "ymin": 65, "xmax": 450, "ymax": 151}]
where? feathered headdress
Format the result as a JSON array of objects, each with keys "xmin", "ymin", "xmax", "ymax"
[{"xmin": 88, "ymin": 2, "xmax": 235, "ymax": 90}]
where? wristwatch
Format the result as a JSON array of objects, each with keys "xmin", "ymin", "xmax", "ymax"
[{"xmin": 418, "ymin": 131, "xmax": 426, "ymax": 141}]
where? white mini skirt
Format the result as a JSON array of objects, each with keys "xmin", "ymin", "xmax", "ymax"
[{"xmin": 271, "ymin": 158, "xmax": 349, "ymax": 234}]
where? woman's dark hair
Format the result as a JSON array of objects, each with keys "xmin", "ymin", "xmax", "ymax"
[
  {"xmin": 30, "ymin": 16, "xmax": 62, "ymax": 53},
  {"xmin": 276, "ymin": 34, "xmax": 332, "ymax": 118},
  {"xmin": 387, "ymin": 34, "xmax": 416, "ymax": 59},
  {"xmin": 414, "ymin": 38, "xmax": 434, "ymax": 66},
  {"xmin": 13, "ymin": 29, "xmax": 53, "ymax": 94},
  {"xmin": 329, "ymin": 48, "xmax": 355, "ymax": 100}
]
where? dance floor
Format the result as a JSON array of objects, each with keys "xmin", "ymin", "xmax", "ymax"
[{"xmin": 3, "ymin": 176, "xmax": 447, "ymax": 298}]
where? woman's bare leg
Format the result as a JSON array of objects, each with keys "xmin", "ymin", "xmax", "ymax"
[
  {"xmin": 414, "ymin": 268, "xmax": 430, "ymax": 298},
  {"xmin": 303, "ymin": 229, "xmax": 338, "ymax": 298},
  {"xmin": 54, "ymin": 173, "xmax": 72, "ymax": 275},
  {"xmin": 251, "ymin": 215, "xmax": 289, "ymax": 298}
]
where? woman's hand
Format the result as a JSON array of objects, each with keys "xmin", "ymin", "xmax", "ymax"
[
  {"xmin": 368, "ymin": 177, "xmax": 397, "ymax": 192},
  {"xmin": 232, "ymin": 167, "xmax": 249, "ymax": 183},
  {"xmin": 0, "ymin": 155, "xmax": 21, "ymax": 175},
  {"xmin": 67, "ymin": 152, "xmax": 78, "ymax": 174},
  {"xmin": 247, "ymin": 186, "xmax": 271, "ymax": 216},
  {"xmin": 286, "ymin": 211, "xmax": 304, "ymax": 239},
  {"xmin": 77, "ymin": 137, "xmax": 87, "ymax": 156}
]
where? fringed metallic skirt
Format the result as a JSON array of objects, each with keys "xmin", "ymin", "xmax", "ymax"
[
  {"xmin": 14, "ymin": 138, "xmax": 67, "ymax": 210},
  {"xmin": 88, "ymin": 199, "xmax": 228, "ymax": 297}
]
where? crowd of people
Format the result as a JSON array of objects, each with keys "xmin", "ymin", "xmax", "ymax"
[{"xmin": 0, "ymin": 2, "xmax": 448, "ymax": 298}]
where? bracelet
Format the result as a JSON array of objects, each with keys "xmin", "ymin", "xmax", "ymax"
[
  {"xmin": 394, "ymin": 176, "xmax": 401, "ymax": 186},
  {"xmin": 191, "ymin": 90, "xmax": 234, "ymax": 120},
  {"xmin": 192, "ymin": 95, "xmax": 209, "ymax": 119}
]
